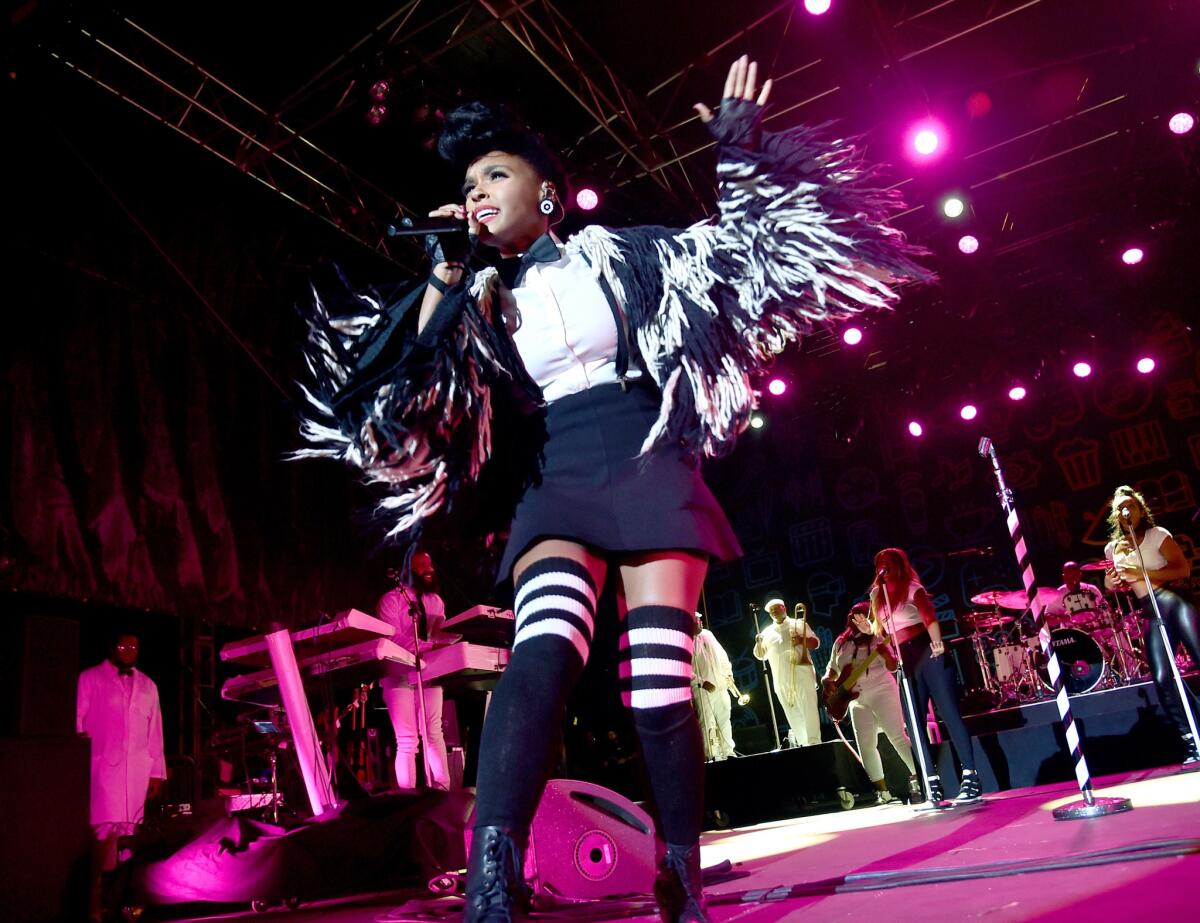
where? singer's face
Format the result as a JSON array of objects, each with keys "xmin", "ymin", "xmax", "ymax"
[
  {"xmin": 1113, "ymin": 497, "xmax": 1142, "ymax": 527},
  {"xmin": 462, "ymin": 151, "xmax": 549, "ymax": 255}
]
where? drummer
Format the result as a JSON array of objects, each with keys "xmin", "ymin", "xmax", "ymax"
[{"xmin": 1047, "ymin": 561, "xmax": 1106, "ymax": 626}]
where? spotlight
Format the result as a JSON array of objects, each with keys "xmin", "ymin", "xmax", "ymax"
[
  {"xmin": 958, "ymin": 235, "xmax": 979, "ymax": 254},
  {"xmin": 1121, "ymin": 247, "xmax": 1144, "ymax": 265},
  {"xmin": 942, "ymin": 196, "xmax": 966, "ymax": 219},
  {"xmin": 842, "ymin": 326, "xmax": 863, "ymax": 346},
  {"xmin": 366, "ymin": 104, "xmax": 388, "ymax": 126},
  {"xmin": 767, "ymin": 378, "xmax": 787, "ymax": 396},
  {"xmin": 1168, "ymin": 112, "xmax": 1195, "ymax": 135},
  {"xmin": 960, "ymin": 404, "xmax": 978, "ymax": 421},
  {"xmin": 905, "ymin": 119, "xmax": 947, "ymax": 162},
  {"xmin": 369, "ymin": 79, "xmax": 391, "ymax": 103},
  {"xmin": 575, "ymin": 188, "xmax": 599, "ymax": 211},
  {"xmin": 804, "ymin": 0, "xmax": 832, "ymax": 13},
  {"xmin": 750, "ymin": 414, "xmax": 765, "ymax": 430},
  {"xmin": 1072, "ymin": 361, "xmax": 1093, "ymax": 378},
  {"xmin": 1136, "ymin": 356, "xmax": 1156, "ymax": 374},
  {"xmin": 1008, "ymin": 385, "xmax": 1027, "ymax": 401},
  {"xmin": 908, "ymin": 421, "xmax": 924, "ymax": 437}
]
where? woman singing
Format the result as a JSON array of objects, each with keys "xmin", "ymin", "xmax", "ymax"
[
  {"xmin": 1104, "ymin": 486, "xmax": 1200, "ymax": 765},
  {"xmin": 823, "ymin": 602, "xmax": 916, "ymax": 804},
  {"xmin": 296, "ymin": 56, "xmax": 928, "ymax": 923},
  {"xmin": 872, "ymin": 548, "xmax": 981, "ymax": 806}
]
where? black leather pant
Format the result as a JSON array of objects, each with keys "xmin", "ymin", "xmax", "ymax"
[{"xmin": 1140, "ymin": 588, "xmax": 1200, "ymax": 740}]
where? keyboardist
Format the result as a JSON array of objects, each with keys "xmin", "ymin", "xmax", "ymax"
[{"xmin": 377, "ymin": 552, "xmax": 456, "ymax": 790}]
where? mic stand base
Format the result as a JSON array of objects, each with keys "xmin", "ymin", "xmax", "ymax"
[{"xmin": 1052, "ymin": 795, "xmax": 1133, "ymax": 821}]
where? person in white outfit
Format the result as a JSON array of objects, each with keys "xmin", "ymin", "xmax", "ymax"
[
  {"xmin": 376, "ymin": 552, "xmax": 458, "ymax": 790},
  {"xmin": 823, "ymin": 602, "xmax": 915, "ymax": 804},
  {"xmin": 754, "ymin": 598, "xmax": 821, "ymax": 747},
  {"xmin": 77, "ymin": 630, "xmax": 166, "ymax": 920},
  {"xmin": 690, "ymin": 612, "xmax": 748, "ymax": 761}
]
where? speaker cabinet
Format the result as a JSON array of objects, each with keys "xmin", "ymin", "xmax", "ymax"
[{"xmin": 468, "ymin": 778, "xmax": 660, "ymax": 901}]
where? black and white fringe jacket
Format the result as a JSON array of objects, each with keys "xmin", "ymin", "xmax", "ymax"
[{"xmin": 295, "ymin": 102, "xmax": 931, "ymax": 546}]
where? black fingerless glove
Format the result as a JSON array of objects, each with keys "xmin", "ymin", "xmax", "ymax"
[
  {"xmin": 424, "ymin": 229, "xmax": 477, "ymax": 268},
  {"xmin": 704, "ymin": 97, "xmax": 765, "ymax": 151}
]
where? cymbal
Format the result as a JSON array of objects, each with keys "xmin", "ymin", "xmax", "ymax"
[
  {"xmin": 1078, "ymin": 560, "xmax": 1109, "ymax": 572},
  {"xmin": 969, "ymin": 587, "xmax": 1061, "ymax": 610},
  {"xmin": 962, "ymin": 609, "xmax": 1014, "ymax": 624},
  {"xmin": 964, "ymin": 615, "xmax": 1014, "ymax": 629}
]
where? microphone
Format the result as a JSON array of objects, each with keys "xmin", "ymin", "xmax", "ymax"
[
  {"xmin": 1121, "ymin": 508, "xmax": 1131, "ymax": 520},
  {"xmin": 977, "ymin": 437, "xmax": 993, "ymax": 457},
  {"xmin": 385, "ymin": 216, "xmax": 469, "ymax": 237}
]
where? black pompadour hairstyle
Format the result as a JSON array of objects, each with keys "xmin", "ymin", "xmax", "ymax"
[{"xmin": 437, "ymin": 101, "xmax": 569, "ymax": 201}]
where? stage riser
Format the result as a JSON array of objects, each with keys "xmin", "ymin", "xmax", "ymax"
[{"xmin": 708, "ymin": 681, "xmax": 1194, "ymax": 826}]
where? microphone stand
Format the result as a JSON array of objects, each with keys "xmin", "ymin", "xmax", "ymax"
[
  {"xmin": 751, "ymin": 604, "xmax": 783, "ymax": 752},
  {"xmin": 877, "ymin": 576, "xmax": 937, "ymax": 807},
  {"xmin": 400, "ymin": 583, "xmax": 436, "ymax": 789},
  {"xmin": 1120, "ymin": 514, "xmax": 1200, "ymax": 752}
]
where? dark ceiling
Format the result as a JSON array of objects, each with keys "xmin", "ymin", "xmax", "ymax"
[{"xmin": 10, "ymin": 0, "xmax": 1200, "ymax": 430}]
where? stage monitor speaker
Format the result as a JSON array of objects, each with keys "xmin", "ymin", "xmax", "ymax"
[
  {"xmin": 0, "ymin": 613, "xmax": 80, "ymax": 736},
  {"xmin": 468, "ymin": 779, "xmax": 660, "ymax": 901}
]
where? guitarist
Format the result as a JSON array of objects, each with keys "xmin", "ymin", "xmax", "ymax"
[{"xmin": 822, "ymin": 603, "xmax": 916, "ymax": 804}]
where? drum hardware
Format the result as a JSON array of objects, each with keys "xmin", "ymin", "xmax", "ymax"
[{"xmin": 970, "ymin": 587, "xmax": 1063, "ymax": 611}]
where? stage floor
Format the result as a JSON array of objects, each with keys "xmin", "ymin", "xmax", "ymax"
[{"xmin": 165, "ymin": 766, "xmax": 1199, "ymax": 922}]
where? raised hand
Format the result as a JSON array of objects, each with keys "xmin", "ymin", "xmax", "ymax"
[{"xmin": 694, "ymin": 55, "xmax": 772, "ymax": 149}]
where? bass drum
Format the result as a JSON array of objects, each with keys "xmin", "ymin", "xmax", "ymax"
[{"xmin": 1037, "ymin": 628, "xmax": 1105, "ymax": 695}]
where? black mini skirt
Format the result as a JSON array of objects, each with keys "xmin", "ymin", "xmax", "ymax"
[{"xmin": 497, "ymin": 380, "xmax": 743, "ymax": 581}]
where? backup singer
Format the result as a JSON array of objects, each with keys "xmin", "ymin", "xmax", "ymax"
[
  {"xmin": 872, "ymin": 548, "xmax": 982, "ymax": 805},
  {"xmin": 823, "ymin": 602, "xmax": 916, "ymax": 804},
  {"xmin": 754, "ymin": 599, "xmax": 822, "ymax": 747},
  {"xmin": 297, "ymin": 54, "xmax": 927, "ymax": 922},
  {"xmin": 1104, "ymin": 486, "xmax": 1200, "ymax": 765},
  {"xmin": 376, "ymin": 551, "xmax": 456, "ymax": 791},
  {"xmin": 691, "ymin": 612, "xmax": 746, "ymax": 762}
]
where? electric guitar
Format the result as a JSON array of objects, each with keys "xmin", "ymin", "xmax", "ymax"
[{"xmin": 823, "ymin": 643, "xmax": 893, "ymax": 721}]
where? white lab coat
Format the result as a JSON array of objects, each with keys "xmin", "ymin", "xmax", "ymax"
[
  {"xmin": 76, "ymin": 659, "xmax": 165, "ymax": 832},
  {"xmin": 755, "ymin": 616, "xmax": 821, "ymax": 746},
  {"xmin": 692, "ymin": 629, "xmax": 737, "ymax": 761}
]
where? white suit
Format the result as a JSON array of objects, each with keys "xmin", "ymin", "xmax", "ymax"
[
  {"xmin": 377, "ymin": 585, "xmax": 453, "ymax": 790},
  {"xmin": 692, "ymin": 628, "xmax": 737, "ymax": 761},
  {"xmin": 76, "ymin": 660, "xmax": 165, "ymax": 836},
  {"xmin": 826, "ymin": 635, "xmax": 915, "ymax": 783},
  {"xmin": 755, "ymin": 616, "xmax": 821, "ymax": 747}
]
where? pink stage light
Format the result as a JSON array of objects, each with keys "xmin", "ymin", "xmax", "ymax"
[
  {"xmin": 1121, "ymin": 247, "xmax": 1144, "ymax": 265},
  {"xmin": 908, "ymin": 421, "xmax": 924, "ymax": 437},
  {"xmin": 366, "ymin": 104, "xmax": 388, "ymax": 126},
  {"xmin": 960, "ymin": 404, "xmax": 978, "ymax": 421},
  {"xmin": 942, "ymin": 196, "xmax": 965, "ymax": 218},
  {"xmin": 369, "ymin": 79, "xmax": 391, "ymax": 102},
  {"xmin": 1008, "ymin": 385, "xmax": 1027, "ymax": 401},
  {"xmin": 958, "ymin": 235, "xmax": 980, "ymax": 254},
  {"xmin": 1169, "ymin": 112, "xmax": 1195, "ymax": 135},
  {"xmin": 1073, "ymin": 361, "xmax": 1093, "ymax": 378},
  {"xmin": 767, "ymin": 378, "xmax": 787, "ymax": 396},
  {"xmin": 842, "ymin": 326, "xmax": 863, "ymax": 346},
  {"xmin": 905, "ymin": 119, "xmax": 947, "ymax": 162},
  {"xmin": 1136, "ymin": 356, "xmax": 1156, "ymax": 374},
  {"xmin": 575, "ymin": 188, "xmax": 599, "ymax": 211},
  {"xmin": 804, "ymin": 0, "xmax": 832, "ymax": 13}
]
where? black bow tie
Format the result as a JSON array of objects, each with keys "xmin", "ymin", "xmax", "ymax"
[{"xmin": 496, "ymin": 233, "xmax": 562, "ymax": 290}]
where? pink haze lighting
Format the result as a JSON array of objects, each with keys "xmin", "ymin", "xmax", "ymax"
[
  {"xmin": 908, "ymin": 421, "xmax": 924, "ymax": 438},
  {"xmin": 1121, "ymin": 247, "xmax": 1144, "ymax": 265},
  {"xmin": 767, "ymin": 378, "xmax": 787, "ymax": 396},
  {"xmin": 575, "ymin": 188, "xmax": 599, "ymax": 211},
  {"xmin": 958, "ymin": 235, "xmax": 980, "ymax": 254},
  {"xmin": 804, "ymin": 0, "xmax": 832, "ymax": 14},
  {"xmin": 1008, "ymin": 386, "xmax": 1027, "ymax": 401},
  {"xmin": 1169, "ymin": 112, "xmax": 1195, "ymax": 135},
  {"xmin": 1136, "ymin": 357, "xmax": 1156, "ymax": 374},
  {"xmin": 842, "ymin": 326, "xmax": 863, "ymax": 346},
  {"xmin": 960, "ymin": 404, "xmax": 978, "ymax": 421},
  {"xmin": 1073, "ymin": 361, "xmax": 1093, "ymax": 378},
  {"xmin": 914, "ymin": 129, "xmax": 940, "ymax": 155},
  {"xmin": 905, "ymin": 119, "xmax": 947, "ymax": 162}
]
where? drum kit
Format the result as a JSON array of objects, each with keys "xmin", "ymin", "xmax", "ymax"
[{"xmin": 961, "ymin": 562, "xmax": 1150, "ymax": 709}]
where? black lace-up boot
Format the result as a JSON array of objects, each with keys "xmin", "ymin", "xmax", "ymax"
[
  {"xmin": 463, "ymin": 826, "xmax": 529, "ymax": 922},
  {"xmin": 653, "ymin": 842, "xmax": 710, "ymax": 923}
]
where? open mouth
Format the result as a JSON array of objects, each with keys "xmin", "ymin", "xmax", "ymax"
[{"xmin": 474, "ymin": 207, "xmax": 500, "ymax": 224}]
